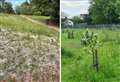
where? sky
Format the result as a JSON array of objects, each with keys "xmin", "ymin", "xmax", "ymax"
[
  {"xmin": 6, "ymin": 0, "xmax": 27, "ymax": 9},
  {"xmin": 61, "ymin": 0, "xmax": 90, "ymax": 18}
]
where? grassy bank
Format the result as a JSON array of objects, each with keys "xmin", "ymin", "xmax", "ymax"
[
  {"xmin": 0, "ymin": 14, "xmax": 57, "ymax": 36},
  {"xmin": 62, "ymin": 28, "xmax": 120, "ymax": 82},
  {"xmin": 0, "ymin": 13, "xmax": 59, "ymax": 81},
  {"xmin": 30, "ymin": 15, "xmax": 50, "ymax": 22}
]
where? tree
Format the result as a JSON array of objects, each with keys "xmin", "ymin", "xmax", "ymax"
[
  {"xmin": 15, "ymin": 1, "xmax": 33, "ymax": 15},
  {"xmin": 89, "ymin": 0, "xmax": 119, "ymax": 24},
  {"xmin": 3, "ymin": 2, "xmax": 14, "ymax": 13},
  {"xmin": 50, "ymin": 0, "xmax": 59, "ymax": 23},
  {"xmin": 71, "ymin": 16, "xmax": 82, "ymax": 24},
  {"xmin": 115, "ymin": 0, "xmax": 120, "ymax": 21},
  {"xmin": 31, "ymin": 0, "xmax": 59, "ymax": 23},
  {"xmin": 0, "ymin": 0, "xmax": 5, "ymax": 8},
  {"xmin": 15, "ymin": 6, "xmax": 21, "ymax": 14},
  {"xmin": 0, "ymin": 0, "xmax": 5, "ymax": 12},
  {"xmin": 0, "ymin": 5, "xmax": 2, "ymax": 12},
  {"xmin": 31, "ymin": 0, "xmax": 52, "ymax": 16},
  {"xmin": 0, "ymin": 0, "xmax": 14, "ymax": 13}
]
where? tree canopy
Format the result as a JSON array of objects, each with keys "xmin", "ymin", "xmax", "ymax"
[
  {"xmin": 15, "ymin": 1, "xmax": 33, "ymax": 15},
  {"xmin": 71, "ymin": 16, "xmax": 82, "ymax": 24},
  {"xmin": 31, "ymin": 0, "xmax": 59, "ymax": 23},
  {"xmin": 89, "ymin": 0, "xmax": 120, "ymax": 24},
  {"xmin": 15, "ymin": 0, "xmax": 59, "ymax": 23},
  {"xmin": 0, "ymin": 0, "xmax": 14, "ymax": 13}
]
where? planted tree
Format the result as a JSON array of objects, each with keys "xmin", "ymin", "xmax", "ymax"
[
  {"xmin": 81, "ymin": 29, "xmax": 100, "ymax": 72},
  {"xmin": 67, "ymin": 30, "xmax": 74, "ymax": 39}
]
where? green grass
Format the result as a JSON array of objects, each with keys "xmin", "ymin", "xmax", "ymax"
[
  {"xmin": 30, "ymin": 15, "xmax": 50, "ymax": 22},
  {"xmin": 0, "ymin": 14, "xmax": 57, "ymax": 36},
  {"xmin": 62, "ymin": 28, "xmax": 120, "ymax": 82}
]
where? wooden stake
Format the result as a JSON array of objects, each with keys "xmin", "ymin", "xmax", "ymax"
[{"xmin": 95, "ymin": 49, "xmax": 99, "ymax": 72}]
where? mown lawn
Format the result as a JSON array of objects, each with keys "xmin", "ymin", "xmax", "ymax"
[
  {"xmin": 0, "ymin": 14, "xmax": 57, "ymax": 36},
  {"xmin": 62, "ymin": 28, "xmax": 120, "ymax": 82}
]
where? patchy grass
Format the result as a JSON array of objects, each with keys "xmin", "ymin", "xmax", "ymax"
[
  {"xmin": 0, "ymin": 14, "xmax": 57, "ymax": 37},
  {"xmin": 62, "ymin": 28, "xmax": 120, "ymax": 82},
  {"xmin": 0, "ymin": 13, "xmax": 59, "ymax": 81}
]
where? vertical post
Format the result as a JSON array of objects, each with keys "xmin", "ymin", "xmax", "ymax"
[
  {"xmin": 95, "ymin": 49, "xmax": 99, "ymax": 72},
  {"xmin": 67, "ymin": 31, "xmax": 70, "ymax": 39},
  {"xmin": 92, "ymin": 48, "xmax": 95, "ymax": 67},
  {"xmin": 72, "ymin": 30, "xmax": 74, "ymax": 39}
]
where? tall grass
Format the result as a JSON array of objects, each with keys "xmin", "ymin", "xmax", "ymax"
[
  {"xmin": 62, "ymin": 28, "xmax": 120, "ymax": 82},
  {"xmin": 30, "ymin": 15, "xmax": 50, "ymax": 22},
  {"xmin": 0, "ymin": 14, "xmax": 57, "ymax": 36}
]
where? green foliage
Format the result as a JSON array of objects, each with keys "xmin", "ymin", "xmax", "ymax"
[
  {"xmin": 31, "ymin": 0, "xmax": 59, "ymax": 23},
  {"xmin": 15, "ymin": 0, "xmax": 59, "ymax": 23},
  {"xmin": 31, "ymin": 0, "xmax": 52, "ymax": 16},
  {"xmin": 50, "ymin": 0, "xmax": 59, "ymax": 23},
  {"xmin": 15, "ymin": 1, "xmax": 33, "ymax": 15},
  {"xmin": 71, "ymin": 16, "xmax": 82, "ymax": 24},
  {"xmin": 30, "ymin": 15, "xmax": 50, "ymax": 22},
  {"xmin": 3, "ymin": 2, "xmax": 14, "ymax": 13},
  {"xmin": 62, "ymin": 28, "xmax": 120, "ymax": 82},
  {"xmin": 89, "ymin": 0, "xmax": 119, "ymax": 24},
  {"xmin": 81, "ymin": 30, "xmax": 100, "ymax": 72},
  {"xmin": 115, "ymin": 0, "xmax": 120, "ymax": 20},
  {"xmin": 0, "ymin": 14, "xmax": 57, "ymax": 36},
  {"xmin": 61, "ymin": 47, "xmax": 73, "ymax": 59},
  {"xmin": 0, "ymin": 0, "xmax": 14, "ymax": 14},
  {"xmin": 0, "ymin": 5, "xmax": 2, "ymax": 12},
  {"xmin": 67, "ymin": 30, "xmax": 74, "ymax": 39}
]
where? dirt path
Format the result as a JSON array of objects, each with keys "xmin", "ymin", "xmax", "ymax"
[{"xmin": 20, "ymin": 15, "xmax": 59, "ymax": 32}]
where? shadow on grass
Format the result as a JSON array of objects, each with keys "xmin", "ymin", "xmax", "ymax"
[{"xmin": 61, "ymin": 47, "xmax": 73, "ymax": 58}]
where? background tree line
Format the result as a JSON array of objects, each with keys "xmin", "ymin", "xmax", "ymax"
[
  {"xmin": 0, "ymin": 0, "xmax": 14, "ymax": 13},
  {"xmin": 15, "ymin": 0, "xmax": 59, "ymax": 23},
  {"xmin": 89, "ymin": 0, "xmax": 120, "ymax": 24},
  {"xmin": 64, "ymin": 0, "xmax": 120, "ymax": 25},
  {"xmin": 0, "ymin": 0, "xmax": 59, "ymax": 23}
]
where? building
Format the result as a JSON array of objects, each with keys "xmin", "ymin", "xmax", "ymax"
[
  {"xmin": 64, "ymin": 19, "xmax": 74, "ymax": 28},
  {"xmin": 80, "ymin": 14, "xmax": 89, "ymax": 20}
]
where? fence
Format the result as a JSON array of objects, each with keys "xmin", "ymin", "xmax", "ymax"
[
  {"xmin": 63, "ymin": 23, "xmax": 120, "ymax": 28},
  {"xmin": 75, "ymin": 24, "xmax": 120, "ymax": 28}
]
